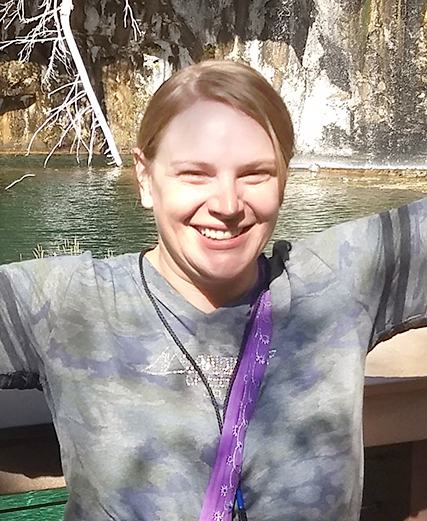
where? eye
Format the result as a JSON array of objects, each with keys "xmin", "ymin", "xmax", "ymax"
[
  {"xmin": 240, "ymin": 170, "xmax": 275, "ymax": 184},
  {"xmin": 178, "ymin": 170, "xmax": 211, "ymax": 183}
]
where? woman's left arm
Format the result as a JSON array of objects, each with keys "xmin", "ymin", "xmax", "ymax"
[{"xmin": 305, "ymin": 197, "xmax": 427, "ymax": 350}]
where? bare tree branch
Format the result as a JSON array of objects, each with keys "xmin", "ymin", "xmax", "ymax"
[
  {"xmin": 123, "ymin": 0, "xmax": 141, "ymax": 41},
  {"xmin": 0, "ymin": 0, "xmax": 141, "ymax": 166}
]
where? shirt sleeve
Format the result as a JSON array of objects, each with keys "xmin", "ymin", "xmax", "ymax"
[
  {"xmin": 0, "ymin": 255, "xmax": 80, "ymax": 390},
  {"xmin": 302, "ymin": 197, "xmax": 427, "ymax": 350}
]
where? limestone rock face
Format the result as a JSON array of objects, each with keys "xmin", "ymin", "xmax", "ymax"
[
  {"xmin": 0, "ymin": 61, "xmax": 45, "ymax": 152},
  {"xmin": 0, "ymin": 0, "xmax": 426, "ymax": 164}
]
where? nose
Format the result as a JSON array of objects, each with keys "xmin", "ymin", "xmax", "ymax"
[{"xmin": 207, "ymin": 177, "xmax": 244, "ymax": 220}]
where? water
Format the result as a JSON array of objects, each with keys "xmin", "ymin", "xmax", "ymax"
[
  {"xmin": 0, "ymin": 156, "xmax": 156, "ymax": 264},
  {"xmin": 1, "ymin": 156, "xmax": 427, "ymax": 265}
]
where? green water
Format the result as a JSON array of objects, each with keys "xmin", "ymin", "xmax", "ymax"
[{"xmin": 1, "ymin": 156, "xmax": 427, "ymax": 265}]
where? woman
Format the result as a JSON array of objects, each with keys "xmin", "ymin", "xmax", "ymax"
[{"xmin": 1, "ymin": 60, "xmax": 427, "ymax": 521}]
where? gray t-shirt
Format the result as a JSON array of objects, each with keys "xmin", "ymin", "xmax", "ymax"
[{"xmin": 1, "ymin": 198, "xmax": 427, "ymax": 521}]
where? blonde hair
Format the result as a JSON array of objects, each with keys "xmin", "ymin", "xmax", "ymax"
[{"xmin": 137, "ymin": 60, "xmax": 294, "ymax": 198}]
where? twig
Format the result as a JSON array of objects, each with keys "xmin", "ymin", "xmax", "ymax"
[
  {"xmin": 123, "ymin": 0, "xmax": 141, "ymax": 40},
  {"xmin": 4, "ymin": 174, "xmax": 36, "ymax": 190}
]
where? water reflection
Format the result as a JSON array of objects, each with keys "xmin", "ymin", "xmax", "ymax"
[
  {"xmin": 1, "ymin": 157, "xmax": 427, "ymax": 265},
  {"xmin": 274, "ymin": 170, "xmax": 427, "ymax": 244}
]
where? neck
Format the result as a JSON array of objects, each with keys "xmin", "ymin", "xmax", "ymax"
[{"xmin": 145, "ymin": 248, "xmax": 258, "ymax": 314}]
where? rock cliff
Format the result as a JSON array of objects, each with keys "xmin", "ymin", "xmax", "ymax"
[{"xmin": 0, "ymin": 0, "xmax": 426, "ymax": 165}]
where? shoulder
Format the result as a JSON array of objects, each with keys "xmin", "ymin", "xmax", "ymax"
[
  {"xmin": 268, "ymin": 212, "xmax": 385, "ymax": 285},
  {"xmin": 56, "ymin": 251, "xmax": 141, "ymax": 293},
  {"xmin": 0, "ymin": 253, "xmax": 89, "ymax": 291},
  {"xmin": 72, "ymin": 251, "xmax": 139, "ymax": 276},
  {"xmin": 0, "ymin": 252, "xmax": 140, "ymax": 296}
]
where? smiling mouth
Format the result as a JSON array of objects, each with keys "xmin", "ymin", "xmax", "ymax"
[{"xmin": 195, "ymin": 226, "xmax": 251, "ymax": 240}]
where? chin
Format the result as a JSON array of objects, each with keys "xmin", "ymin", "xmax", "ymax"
[{"xmin": 194, "ymin": 259, "xmax": 256, "ymax": 287}]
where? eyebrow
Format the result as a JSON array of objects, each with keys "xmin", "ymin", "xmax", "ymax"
[
  {"xmin": 240, "ymin": 160, "xmax": 276, "ymax": 169},
  {"xmin": 170, "ymin": 160, "xmax": 276, "ymax": 169}
]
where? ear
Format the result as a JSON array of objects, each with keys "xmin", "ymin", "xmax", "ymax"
[{"xmin": 133, "ymin": 147, "xmax": 153, "ymax": 209}]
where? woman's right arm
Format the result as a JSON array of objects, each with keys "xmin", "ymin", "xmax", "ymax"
[{"xmin": 0, "ymin": 256, "xmax": 79, "ymax": 390}]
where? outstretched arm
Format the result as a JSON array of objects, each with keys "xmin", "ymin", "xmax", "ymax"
[
  {"xmin": 304, "ymin": 197, "xmax": 427, "ymax": 351},
  {"xmin": 0, "ymin": 256, "xmax": 79, "ymax": 390}
]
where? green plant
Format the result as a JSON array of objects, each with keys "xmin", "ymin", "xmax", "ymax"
[{"xmin": 32, "ymin": 238, "xmax": 82, "ymax": 258}]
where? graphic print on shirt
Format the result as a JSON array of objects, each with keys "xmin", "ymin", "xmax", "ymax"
[
  {"xmin": 143, "ymin": 347, "xmax": 277, "ymax": 402},
  {"xmin": 142, "ymin": 347, "xmax": 238, "ymax": 401}
]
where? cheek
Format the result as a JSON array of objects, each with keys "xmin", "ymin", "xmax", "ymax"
[
  {"xmin": 263, "ymin": 209, "xmax": 279, "ymax": 233},
  {"xmin": 151, "ymin": 184, "xmax": 207, "ymax": 223},
  {"xmin": 248, "ymin": 189, "xmax": 280, "ymax": 224}
]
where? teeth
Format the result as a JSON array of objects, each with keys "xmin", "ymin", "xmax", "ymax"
[{"xmin": 198, "ymin": 227, "xmax": 240, "ymax": 240}]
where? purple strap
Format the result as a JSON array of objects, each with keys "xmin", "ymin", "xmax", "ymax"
[{"xmin": 199, "ymin": 290, "xmax": 273, "ymax": 521}]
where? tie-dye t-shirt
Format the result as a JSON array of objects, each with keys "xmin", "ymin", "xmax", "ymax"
[{"xmin": 1, "ymin": 198, "xmax": 427, "ymax": 521}]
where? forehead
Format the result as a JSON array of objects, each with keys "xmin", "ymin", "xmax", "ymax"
[{"xmin": 155, "ymin": 100, "xmax": 275, "ymax": 165}]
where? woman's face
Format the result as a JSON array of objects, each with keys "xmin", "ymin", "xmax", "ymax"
[{"xmin": 136, "ymin": 100, "xmax": 281, "ymax": 297}]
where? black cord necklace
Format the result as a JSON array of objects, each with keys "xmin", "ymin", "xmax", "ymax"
[
  {"xmin": 138, "ymin": 251, "xmax": 262, "ymax": 520},
  {"xmin": 139, "ymin": 252, "xmax": 224, "ymax": 430}
]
